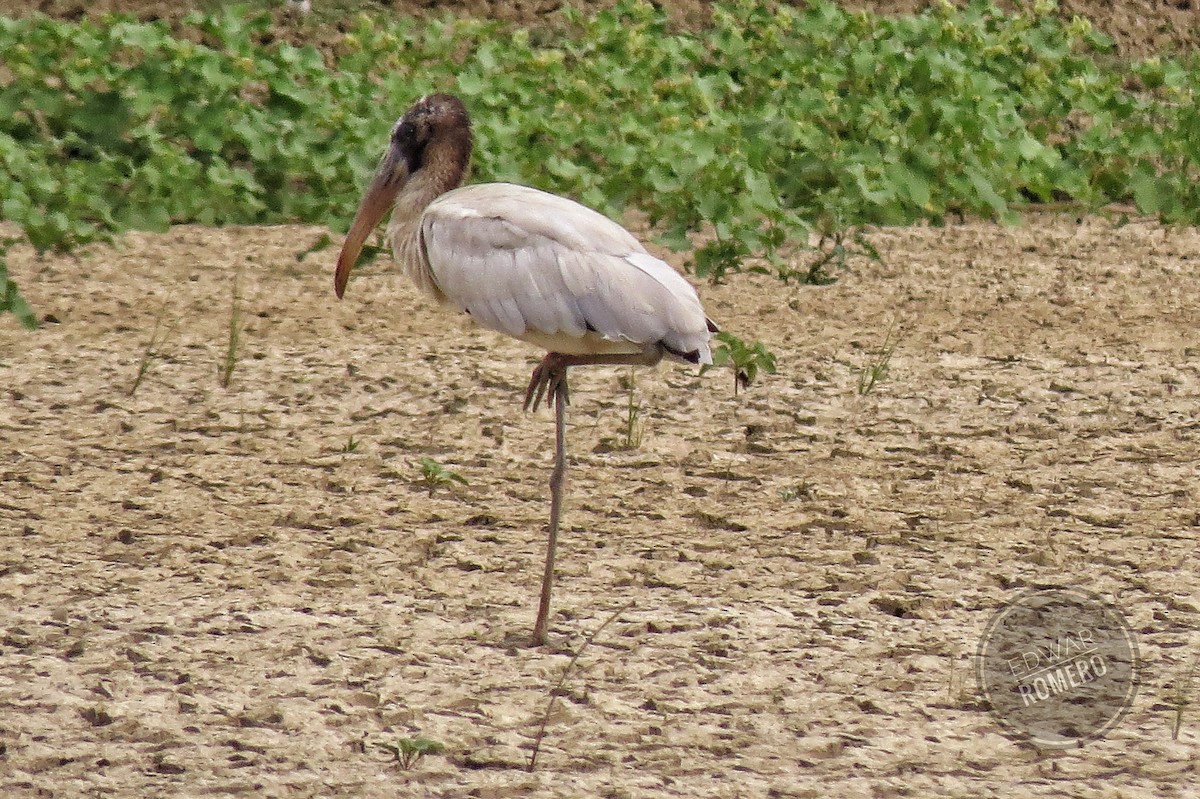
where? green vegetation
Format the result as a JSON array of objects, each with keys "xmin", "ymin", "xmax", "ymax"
[
  {"xmin": 128, "ymin": 312, "xmax": 173, "ymax": 396},
  {"xmin": 375, "ymin": 736, "xmax": 445, "ymax": 770},
  {"xmin": 1, "ymin": 245, "xmax": 38, "ymax": 329},
  {"xmin": 857, "ymin": 318, "xmax": 901, "ymax": 395},
  {"xmin": 778, "ymin": 481, "xmax": 812, "ymax": 502},
  {"xmin": 3, "ymin": 0, "xmax": 1200, "ymax": 323},
  {"xmin": 620, "ymin": 368, "xmax": 644, "ymax": 450},
  {"xmin": 415, "ymin": 457, "xmax": 468, "ymax": 495},
  {"xmin": 1170, "ymin": 651, "xmax": 1198, "ymax": 741},
  {"xmin": 704, "ymin": 332, "xmax": 778, "ymax": 395}
]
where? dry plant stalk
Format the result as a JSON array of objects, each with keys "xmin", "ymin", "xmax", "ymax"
[
  {"xmin": 527, "ymin": 600, "xmax": 636, "ymax": 771},
  {"xmin": 219, "ymin": 270, "xmax": 243, "ymax": 388}
]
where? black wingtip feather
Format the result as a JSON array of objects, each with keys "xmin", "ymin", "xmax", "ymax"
[{"xmin": 661, "ymin": 343, "xmax": 701, "ymax": 364}]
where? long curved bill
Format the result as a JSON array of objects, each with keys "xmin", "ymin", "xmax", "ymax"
[{"xmin": 334, "ymin": 145, "xmax": 405, "ymax": 298}]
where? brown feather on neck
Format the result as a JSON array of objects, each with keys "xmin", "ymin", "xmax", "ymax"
[
  {"xmin": 395, "ymin": 124, "xmax": 472, "ymax": 222},
  {"xmin": 420, "ymin": 127, "xmax": 472, "ymax": 196}
]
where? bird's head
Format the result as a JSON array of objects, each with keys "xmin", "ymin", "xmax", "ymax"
[{"xmin": 335, "ymin": 93, "xmax": 472, "ymax": 298}]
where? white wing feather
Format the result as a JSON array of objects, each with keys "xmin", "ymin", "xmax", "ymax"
[{"xmin": 420, "ymin": 183, "xmax": 712, "ymax": 363}]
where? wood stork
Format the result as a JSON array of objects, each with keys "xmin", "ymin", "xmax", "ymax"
[{"xmin": 335, "ymin": 93, "xmax": 716, "ymax": 645}]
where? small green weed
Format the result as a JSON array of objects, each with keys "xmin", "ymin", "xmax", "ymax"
[
  {"xmin": 0, "ymin": 243, "xmax": 38, "ymax": 330},
  {"xmin": 620, "ymin": 367, "xmax": 643, "ymax": 450},
  {"xmin": 1170, "ymin": 650, "xmax": 1199, "ymax": 740},
  {"xmin": 129, "ymin": 313, "xmax": 175, "ymax": 397},
  {"xmin": 296, "ymin": 231, "xmax": 389, "ymax": 268},
  {"xmin": 376, "ymin": 736, "xmax": 445, "ymax": 770},
  {"xmin": 219, "ymin": 271, "xmax": 244, "ymax": 389},
  {"xmin": 947, "ymin": 653, "xmax": 973, "ymax": 706},
  {"xmin": 857, "ymin": 319, "xmax": 901, "ymax": 396},
  {"xmin": 703, "ymin": 332, "xmax": 777, "ymax": 396},
  {"xmin": 778, "ymin": 482, "xmax": 812, "ymax": 502},
  {"xmin": 808, "ymin": 230, "xmax": 883, "ymax": 285},
  {"xmin": 416, "ymin": 457, "xmax": 468, "ymax": 495}
]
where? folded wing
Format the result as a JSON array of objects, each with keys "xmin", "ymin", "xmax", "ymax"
[{"xmin": 420, "ymin": 183, "xmax": 713, "ymax": 364}]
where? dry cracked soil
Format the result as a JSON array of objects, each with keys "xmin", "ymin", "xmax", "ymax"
[{"xmin": 2, "ymin": 213, "xmax": 1199, "ymax": 797}]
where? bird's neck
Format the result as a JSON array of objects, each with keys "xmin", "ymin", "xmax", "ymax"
[
  {"xmin": 396, "ymin": 135, "xmax": 471, "ymax": 220},
  {"xmin": 388, "ymin": 135, "xmax": 470, "ymax": 303}
]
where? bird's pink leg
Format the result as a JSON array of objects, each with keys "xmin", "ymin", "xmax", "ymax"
[
  {"xmin": 526, "ymin": 349, "xmax": 664, "ymax": 645},
  {"xmin": 532, "ymin": 375, "xmax": 568, "ymax": 646},
  {"xmin": 523, "ymin": 354, "xmax": 570, "ymax": 413},
  {"xmin": 523, "ymin": 351, "xmax": 663, "ymax": 413}
]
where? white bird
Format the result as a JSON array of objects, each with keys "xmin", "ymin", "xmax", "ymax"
[{"xmin": 335, "ymin": 93, "xmax": 716, "ymax": 645}]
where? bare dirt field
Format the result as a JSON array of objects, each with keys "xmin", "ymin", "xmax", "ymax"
[{"xmin": 2, "ymin": 213, "xmax": 1198, "ymax": 797}]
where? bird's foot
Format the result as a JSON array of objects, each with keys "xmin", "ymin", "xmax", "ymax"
[{"xmin": 524, "ymin": 353, "xmax": 570, "ymax": 412}]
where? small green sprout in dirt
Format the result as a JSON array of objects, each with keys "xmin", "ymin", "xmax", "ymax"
[
  {"xmin": 620, "ymin": 367, "xmax": 643, "ymax": 450},
  {"xmin": 341, "ymin": 435, "xmax": 362, "ymax": 453},
  {"xmin": 857, "ymin": 319, "xmax": 901, "ymax": 396},
  {"xmin": 778, "ymin": 482, "xmax": 812, "ymax": 502},
  {"xmin": 702, "ymin": 332, "xmax": 777, "ymax": 396},
  {"xmin": 376, "ymin": 736, "xmax": 445, "ymax": 770},
  {"xmin": 129, "ymin": 313, "xmax": 175, "ymax": 397},
  {"xmin": 755, "ymin": 229, "xmax": 882, "ymax": 286},
  {"xmin": 416, "ymin": 457, "xmax": 468, "ymax": 495},
  {"xmin": 810, "ymin": 230, "xmax": 882, "ymax": 285},
  {"xmin": 219, "ymin": 270, "xmax": 244, "ymax": 389},
  {"xmin": 1170, "ymin": 651, "xmax": 1198, "ymax": 740},
  {"xmin": 295, "ymin": 232, "xmax": 334, "ymax": 262},
  {"xmin": 947, "ymin": 653, "xmax": 973, "ymax": 706}
]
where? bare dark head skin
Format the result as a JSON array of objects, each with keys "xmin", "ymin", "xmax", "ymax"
[
  {"xmin": 334, "ymin": 93, "xmax": 473, "ymax": 298},
  {"xmin": 390, "ymin": 93, "xmax": 472, "ymax": 175}
]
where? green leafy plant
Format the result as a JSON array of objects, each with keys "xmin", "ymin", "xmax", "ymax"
[
  {"xmin": 296, "ymin": 231, "xmax": 388, "ymax": 266},
  {"xmin": 703, "ymin": 332, "xmax": 778, "ymax": 395},
  {"xmin": 376, "ymin": 736, "xmax": 445, "ymax": 770},
  {"xmin": 415, "ymin": 457, "xmax": 468, "ymax": 495},
  {"xmin": 4, "ymin": 0, "xmax": 1200, "ymax": 327},
  {"xmin": 0, "ymin": 245, "xmax": 38, "ymax": 330},
  {"xmin": 341, "ymin": 434, "xmax": 361, "ymax": 453}
]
